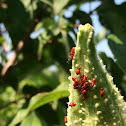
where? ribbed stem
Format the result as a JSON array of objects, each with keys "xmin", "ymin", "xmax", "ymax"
[{"xmin": 66, "ymin": 24, "xmax": 126, "ymax": 126}]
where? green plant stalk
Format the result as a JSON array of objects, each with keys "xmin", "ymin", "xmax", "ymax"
[{"xmin": 66, "ymin": 24, "xmax": 126, "ymax": 126}]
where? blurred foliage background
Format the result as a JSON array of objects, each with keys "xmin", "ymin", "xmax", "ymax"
[{"xmin": 0, "ymin": 0, "xmax": 126, "ymax": 126}]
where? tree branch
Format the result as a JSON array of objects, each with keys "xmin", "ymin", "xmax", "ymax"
[
  {"xmin": 0, "ymin": 8, "xmax": 47, "ymax": 85},
  {"xmin": 74, "ymin": 0, "xmax": 108, "ymax": 28}
]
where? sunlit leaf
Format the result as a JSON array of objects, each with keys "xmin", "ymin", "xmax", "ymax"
[
  {"xmin": 20, "ymin": 112, "xmax": 43, "ymax": 126},
  {"xmin": 97, "ymin": 1, "xmax": 126, "ymax": 36},
  {"xmin": 108, "ymin": 34, "xmax": 126, "ymax": 73},
  {"xmin": 95, "ymin": 28, "xmax": 107, "ymax": 45},
  {"xmin": 53, "ymin": 0, "xmax": 70, "ymax": 14},
  {"xmin": 40, "ymin": 0, "xmax": 53, "ymax": 7},
  {"xmin": 9, "ymin": 83, "xmax": 69, "ymax": 126},
  {"xmin": 29, "ymin": 85, "xmax": 69, "ymax": 111},
  {"xmin": 99, "ymin": 52, "xmax": 126, "ymax": 99}
]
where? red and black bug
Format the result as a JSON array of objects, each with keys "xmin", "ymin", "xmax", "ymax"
[
  {"xmin": 64, "ymin": 116, "xmax": 67, "ymax": 123},
  {"xmin": 80, "ymin": 74, "xmax": 84, "ymax": 79},
  {"xmin": 78, "ymin": 85, "xmax": 82, "ymax": 91},
  {"xmin": 72, "ymin": 77, "xmax": 76, "ymax": 81},
  {"xmin": 76, "ymin": 67, "xmax": 81, "ymax": 75},
  {"xmin": 69, "ymin": 102, "xmax": 77, "ymax": 107},
  {"xmin": 92, "ymin": 78, "xmax": 96, "ymax": 87},
  {"xmin": 83, "ymin": 75, "xmax": 88, "ymax": 82},
  {"xmin": 73, "ymin": 79, "xmax": 78, "ymax": 86},
  {"xmin": 81, "ymin": 90, "xmax": 87, "ymax": 95},
  {"xmin": 74, "ymin": 86, "xmax": 78, "ymax": 89},
  {"xmin": 70, "ymin": 47, "xmax": 75, "ymax": 61},
  {"xmin": 79, "ymin": 80, "xmax": 83, "ymax": 85},
  {"xmin": 70, "ymin": 47, "xmax": 75, "ymax": 56},
  {"xmin": 71, "ymin": 55, "xmax": 74, "ymax": 60},
  {"xmin": 100, "ymin": 88, "xmax": 104, "ymax": 97},
  {"xmin": 83, "ymin": 82, "xmax": 88, "ymax": 88},
  {"xmin": 82, "ymin": 95, "xmax": 87, "ymax": 100},
  {"xmin": 67, "ymin": 47, "xmax": 75, "ymax": 63}
]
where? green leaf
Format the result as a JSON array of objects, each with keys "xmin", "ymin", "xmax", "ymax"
[
  {"xmin": 0, "ymin": 87, "xmax": 18, "ymax": 126},
  {"xmin": 0, "ymin": 0, "xmax": 49, "ymax": 48},
  {"xmin": 68, "ymin": 10, "xmax": 92, "ymax": 25},
  {"xmin": 108, "ymin": 34, "xmax": 126, "ymax": 73},
  {"xmin": 29, "ymin": 86, "xmax": 69, "ymax": 111},
  {"xmin": 49, "ymin": 41, "xmax": 71, "ymax": 73},
  {"xmin": 41, "ymin": 17, "xmax": 60, "ymax": 36},
  {"xmin": 97, "ymin": 1, "xmax": 126, "ymax": 36},
  {"xmin": 95, "ymin": 28, "xmax": 107, "ymax": 45},
  {"xmin": 61, "ymin": 30, "xmax": 70, "ymax": 57},
  {"xmin": 4, "ymin": 56, "xmax": 40, "ymax": 90},
  {"xmin": 9, "ymin": 108, "xmax": 30, "ymax": 126},
  {"xmin": 37, "ymin": 35, "xmax": 50, "ymax": 60},
  {"xmin": 40, "ymin": 0, "xmax": 53, "ymax": 7},
  {"xmin": 34, "ymin": 22, "xmax": 43, "ymax": 32},
  {"xmin": 0, "ymin": 0, "xmax": 32, "ymax": 48},
  {"xmin": 20, "ymin": 112, "xmax": 43, "ymax": 126},
  {"xmin": 19, "ymin": 66, "xmax": 60, "ymax": 92},
  {"xmin": 0, "ymin": 36, "xmax": 5, "ymax": 45},
  {"xmin": 53, "ymin": 0, "xmax": 70, "ymax": 14},
  {"xmin": 18, "ymin": 64, "xmax": 70, "ymax": 93},
  {"xmin": 42, "ymin": 18, "xmax": 56, "ymax": 30},
  {"xmin": 99, "ymin": 52, "xmax": 126, "ymax": 99},
  {"xmin": 9, "ymin": 84, "xmax": 69, "ymax": 126},
  {"xmin": 65, "ymin": 0, "xmax": 83, "ymax": 7}
]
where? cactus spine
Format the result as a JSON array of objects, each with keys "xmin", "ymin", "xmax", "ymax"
[{"xmin": 66, "ymin": 24, "xmax": 126, "ymax": 126}]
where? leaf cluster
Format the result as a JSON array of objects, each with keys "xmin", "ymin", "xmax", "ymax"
[{"xmin": 0, "ymin": 0, "xmax": 126, "ymax": 125}]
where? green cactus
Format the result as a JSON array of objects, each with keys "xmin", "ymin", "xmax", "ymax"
[{"xmin": 66, "ymin": 23, "xmax": 126, "ymax": 126}]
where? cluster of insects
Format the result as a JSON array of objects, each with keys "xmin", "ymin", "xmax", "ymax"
[
  {"xmin": 72, "ymin": 67, "xmax": 97, "ymax": 100},
  {"xmin": 64, "ymin": 47, "xmax": 105, "ymax": 123}
]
